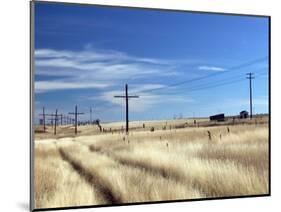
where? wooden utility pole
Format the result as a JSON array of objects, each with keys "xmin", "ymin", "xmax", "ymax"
[
  {"xmin": 47, "ymin": 117, "xmax": 54, "ymax": 128},
  {"xmin": 53, "ymin": 114, "xmax": 62, "ymax": 126},
  {"xmin": 90, "ymin": 107, "xmax": 92, "ymax": 124},
  {"xmin": 39, "ymin": 106, "xmax": 46, "ymax": 132},
  {"xmin": 54, "ymin": 109, "xmax": 58, "ymax": 135},
  {"xmin": 69, "ymin": 105, "xmax": 84, "ymax": 135},
  {"xmin": 62, "ymin": 115, "xmax": 66, "ymax": 125},
  {"xmin": 45, "ymin": 110, "xmax": 59, "ymax": 135},
  {"xmin": 114, "ymin": 84, "xmax": 139, "ymax": 133},
  {"xmin": 246, "ymin": 73, "xmax": 255, "ymax": 119},
  {"xmin": 65, "ymin": 115, "xmax": 68, "ymax": 125}
]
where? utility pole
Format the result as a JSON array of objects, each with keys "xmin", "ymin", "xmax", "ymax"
[
  {"xmin": 48, "ymin": 117, "xmax": 54, "ymax": 128},
  {"xmin": 45, "ymin": 110, "xmax": 59, "ymax": 135},
  {"xmin": 114, "ymin": 84, "xmax": 139, "ymax": 133},
  {"xmin": 246, "ymin": 73, "xmax": 255, "ymax": 119},
  {"xmin": 54, "ymin": 109, "xmax": 58, "ymax": 135},
  {"xmin": 66, "ymin": 116, "xmax": 69, "ymax": 125},
  {"xmin": 63, "ymin": 115, "xmax": 66, "ymax": 125},
  {"xmin": 53, "ymin": 114, "xmax": 62, "ymax": 126},
  {"xmin": 39, "ymin": 106, "xmax": 46, "ymax": 132},
  {"xmin": 69, "ymin": 105, "xmax": 84, "ymax": 135},
  {"xmin": 66, "ymin": 116, "xmax": 70, "ymax": 125},
  {"xmin": 90, "ymin": 107, "xmax": 92, "ymax": 124}
]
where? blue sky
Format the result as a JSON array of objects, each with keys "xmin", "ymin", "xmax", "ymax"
[{"xmin": 34, "ymin": 2, "xmax": 269, "ymax": 123}]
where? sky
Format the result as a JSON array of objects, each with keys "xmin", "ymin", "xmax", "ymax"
[{"xmin": 33, "ymin": 2, "xmax": 269, "ymax": 123}]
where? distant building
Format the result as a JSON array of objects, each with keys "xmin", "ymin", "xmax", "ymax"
[
  {"xmin": 240, "ymin": 110, "xmax": 249, "ymax": 119},
  {"xmin": 209, "ymin": 113, "xmax": 225, "ymax": 122}
]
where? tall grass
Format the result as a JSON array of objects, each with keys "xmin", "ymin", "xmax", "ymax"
[
  {"xmin": 34, "ymin": 142, "xmax": 106, "ymax": 208},
  {"xmin": 34, "ymin": 123, "xmax": 269, "ymax": 208}
]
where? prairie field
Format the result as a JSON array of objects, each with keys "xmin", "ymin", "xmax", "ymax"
[{"xmin": 34, "ymin": 117, "xmax": 269, "ymax": 209}]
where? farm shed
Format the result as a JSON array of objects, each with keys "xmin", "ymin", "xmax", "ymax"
[
  {"xmin": 209, "ymin": 113, "xmax": 225, "ymax": 122},
  {"xmin": 240, "ymin": 110, "xmax": 249, "ymax": 119}
]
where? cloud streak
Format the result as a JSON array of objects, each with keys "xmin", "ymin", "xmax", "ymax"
[
  {"xmin": 34, "ymin": 47, "xmax": 207, "ymax": 114},
  {"xmin": 35, "ymin": 81, "xmax": 110, "ymax": 93},
  {"xmin": 34, "ymin": 48, "xmax": 183, "ymax": 93},
  {"xmin": 198, "ymin": 66, "xmax": 226, "ymax": 72}
]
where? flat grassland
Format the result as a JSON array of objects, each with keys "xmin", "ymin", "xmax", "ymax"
[{"xmin": 34, "ymin": 117, "xmax": 269, "ymax": 209}]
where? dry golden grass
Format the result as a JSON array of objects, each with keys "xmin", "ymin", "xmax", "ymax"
[
  {"xmin": 34, "ymin": 121, "xmax": 269, "ymax": 209},
  {"xmin": 34, "ymin": 142, "xmax": 106, "ymax": 208}
]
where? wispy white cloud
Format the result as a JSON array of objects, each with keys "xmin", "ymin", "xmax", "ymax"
[
  {"xmin": 34, "ymin": 48, "xmax": 183, "ymax": 93},
  {"xmin": 198, "ymin": 66, "xmax": 226, "ymax": 72},
  {"xmin": 35, "ymin": 48, "xmax": 172, "ymax": 67},
  {"xmin": 35, "ymin": 81, "xmax": 110, "ymax": 93},
  {"xmin": 34, "ymin": 46, "xmax": 197, "ymax": 111}
]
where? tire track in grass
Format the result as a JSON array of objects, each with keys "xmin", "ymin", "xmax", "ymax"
[
  {"xmin": 87, "ymin": 142, "xmax": 265, "ymax": 198},
  {"xmin": 89, "ymin": 145, "xmax": 178, "ymax": 180},
  {"xmin": 88, "ymin": 145, "xmax": 212, "ymax": 197},
  {"xmin": 58, "ymin": 147, "xmax": 122, "ymax": 204}
]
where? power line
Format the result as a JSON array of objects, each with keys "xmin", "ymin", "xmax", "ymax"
[
  {"xmin": 95, "ymin": 70, "xmax": 266, "ymax": 120},
  {"xmin": 137, "ymin": 56, "xmax": 267, "ymax": 93},
  {"xmin": 139, "ymin": 71, "xmax": 267, "ymax": 96},
  {"xmin": 171, "ymin": 75, "xmax": 245, "ymax": 93},
  {"xmin": 37, "ymin": 58, "xmax": 268, "ymax": 122},
  {"xmin": 141, "ymin": 77, "xmax": 245, "ymax": 97},
  {"xmin": 83, "ymin": 58, "xmax": 267, "ymax": 118},
  {"xmin": 180, "ymin": 71, "xmax": 266, "ymax": 93}
]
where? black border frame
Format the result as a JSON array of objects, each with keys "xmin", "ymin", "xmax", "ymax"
[{"xmin": 30, "ymin": 1, "xmax": 271, "ymax": 211}]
